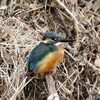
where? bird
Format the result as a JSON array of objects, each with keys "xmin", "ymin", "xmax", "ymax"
[{"xmin": 26, "ymin": 32, "xmax": 65, "ymax": 75}]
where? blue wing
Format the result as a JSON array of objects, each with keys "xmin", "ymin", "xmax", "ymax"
[{"xmin": 27, "ymin": 42, "xmax": 56, "ymax": 72}]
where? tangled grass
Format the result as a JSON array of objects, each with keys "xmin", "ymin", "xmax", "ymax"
[{"xmin": 0, "ymin": 0, "xmax": 100, "ymax": 100}]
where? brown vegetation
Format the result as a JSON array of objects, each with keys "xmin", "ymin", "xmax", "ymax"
[{"xmin": 0, "ymin": 0, "xmax": 100, "ymax": 100}]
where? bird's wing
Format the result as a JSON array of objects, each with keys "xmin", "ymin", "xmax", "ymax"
[{"xmin": 27, "ymin": 42, "xmax": 56, "ymax": 72}]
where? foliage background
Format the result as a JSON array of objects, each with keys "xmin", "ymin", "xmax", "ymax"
[{"xmin": 0, "ymin": 0, "xmax": 100, "ymax": 100}]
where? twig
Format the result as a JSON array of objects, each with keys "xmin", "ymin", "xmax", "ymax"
[
  {"xmin": 10, "ymin": 76, "xmax": 34, "ymax": 100},
  {"xmin": 64, "ymin": 50, "xmax": 78, "ymax": 61},
  {"xmin": 46, "ymin": 75, "xmax": 60, "ymax": 100},
  {"xmin": 85, "ymin": 60, "xmax": 100, "ymax": 73},
  {"xmin": 56, "ymin": 0, "xmax": 82, "ymax": 55},
  {"xmin": 56, "ymin": 0, "xmax": 79, "ymax": 30}
]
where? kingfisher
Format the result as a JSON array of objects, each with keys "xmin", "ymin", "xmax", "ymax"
[{"xmin": 26, "ymin": 32, "xmax": 66, "ymax": 75}]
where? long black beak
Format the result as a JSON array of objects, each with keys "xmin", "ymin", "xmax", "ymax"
[{"xmin": 54, "ymin": 39, "xmax": 75, "ymax": 43}]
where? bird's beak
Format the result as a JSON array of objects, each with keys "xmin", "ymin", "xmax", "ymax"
[{"xmin": 54, "ymin": 39, "xmax": 75, "ymax": 43}]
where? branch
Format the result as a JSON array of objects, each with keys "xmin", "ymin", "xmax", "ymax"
[{"xmin": 46, "ymin": 75, "xmax": 60, "ymax": 100}]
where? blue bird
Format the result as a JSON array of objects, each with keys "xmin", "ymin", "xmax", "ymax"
[{"xmin": 27, "ymin": 32, "xmax": 65, "ymax": 75}]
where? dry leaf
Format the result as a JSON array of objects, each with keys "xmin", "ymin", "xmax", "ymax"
[
  {"xmin": 95, "ymin": 58, "xmax": 100, "ymax": 68},
  {"xmin": 96, "ymin": 36, "xmax": 100, "ymax": 44}
]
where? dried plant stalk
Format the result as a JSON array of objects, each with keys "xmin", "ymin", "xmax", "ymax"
[{"xmin": 46, "ymin": 75, "xmax": 60, "ymax": 100}]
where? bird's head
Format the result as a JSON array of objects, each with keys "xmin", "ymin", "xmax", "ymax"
[
  {"xmin": 42, "ymin": 32, "xmax": 59, "ymax": 41},
  {"xmin": 42, "ymin": 32, "xmax": 67, "ymax": 50},
  {"xmin": 42, "ymin": 32, "xmax": 74, "ymax": 44}
]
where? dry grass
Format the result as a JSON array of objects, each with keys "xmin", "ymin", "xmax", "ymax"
[{"xmin": 0, "ymin": 0, "xmax": 100, "ymax": 100}]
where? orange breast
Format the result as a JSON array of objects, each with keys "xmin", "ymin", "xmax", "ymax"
[{"xmin": 34, "ymin": 49, "xmax": 64, "ymax": 74}]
